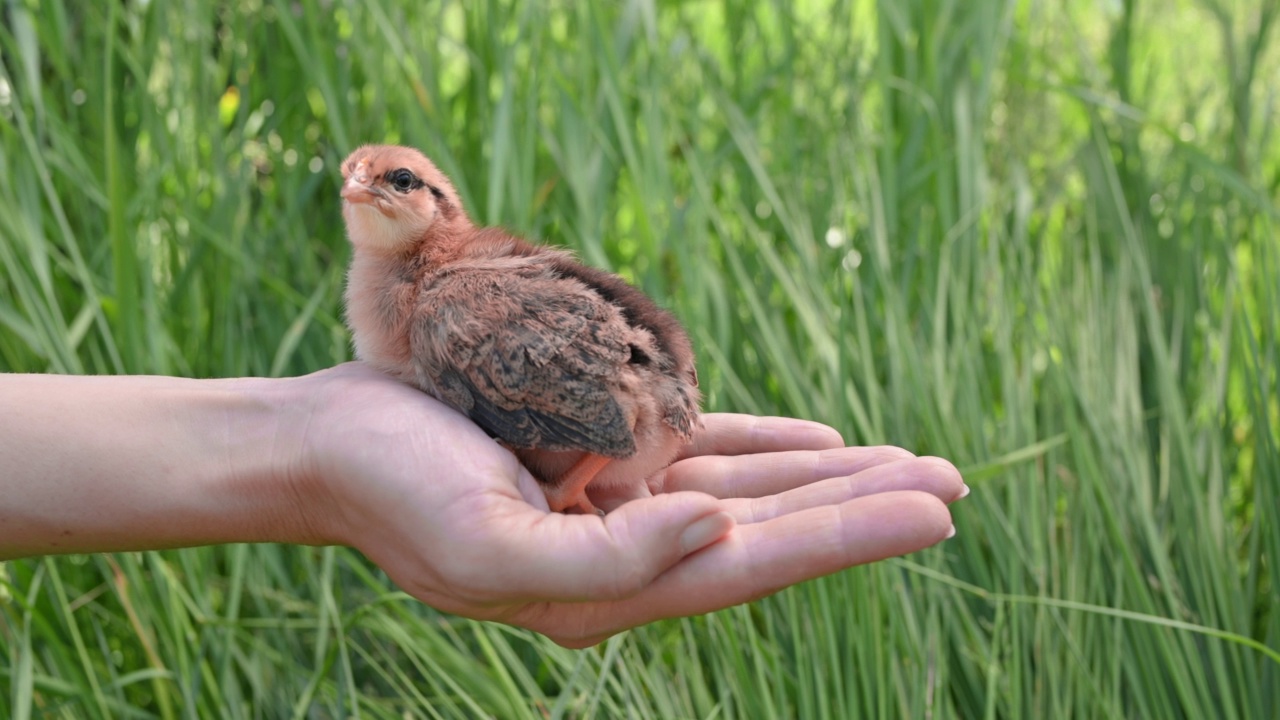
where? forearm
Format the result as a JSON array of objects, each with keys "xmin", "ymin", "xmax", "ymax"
[{"xmin": 0, "ymin": 373, "xmax": 318, "ymax": 559}]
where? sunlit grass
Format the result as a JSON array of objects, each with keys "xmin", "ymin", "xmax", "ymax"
[{"xmin": 1, "ymin": 0, "xmax": 1277, "ymax": 717}]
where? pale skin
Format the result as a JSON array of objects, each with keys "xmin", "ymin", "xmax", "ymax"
[{"xmin": 0, "ymin": 362, "xmax": 965, "ymax": 648}]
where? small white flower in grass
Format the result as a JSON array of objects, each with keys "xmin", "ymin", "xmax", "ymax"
[
  {"xmin": 841, "ymin": 249, "xmax": 862, "ymax": 272},
  {"xmin": 825, "ymin": 227, "xmax": 846, "ymax": 248}
]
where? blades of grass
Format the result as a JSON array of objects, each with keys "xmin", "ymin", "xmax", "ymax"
[
  {"xmin": 469, "ymin": 626, "xmax": 534, "ymax": 714},
  {"xmin": 270, "ymin": 276, "xmax": 332, "ymax": 378},
  {"xmin": 899, "ymin": 559, "xmax": 1280, "ymax": 667},
  {"xmin": 43, "ymin": 560, "xmax": 109, "ymax": 718},
  {"xmin": 102, "ymin": 556, "xmax": 176, "ymax": 720},
  {"xmin": 290, "ymin": 547, "xmax": 345, "ymax": 720},
  {"xmin": 268, "ymin": 0, "xmax": 350, "ymax": 154},
  {"xmin": 102, "ymin": 1, "xmax": 141, "ymax": 373},
  {"xmin": 346, "ymin": 640, "xmax": 446, "ymax": 720},
  {"xmin": 959, "ymin": 434, "xmax": 1070, "ymax": 485},
  {"xmin": 8, "ymin": 563, "xmax": 44, "ymax": 720}
]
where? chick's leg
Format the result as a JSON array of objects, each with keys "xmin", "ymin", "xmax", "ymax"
[{"xmin": 545, "ymin": 453, "xmax": 612, "ymax": 515}]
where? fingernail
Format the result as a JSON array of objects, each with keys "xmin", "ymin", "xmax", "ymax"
[
  {"xmin": 680, "ymin": 512, "xmax": 735, "ymax": 554},
  {"xmin": 945, "ymin": 524, "xmax": 957, "ymax": 539},
  {"xmin": 959, "ymin": 483, "xmax": 971, "ymax": 499}
]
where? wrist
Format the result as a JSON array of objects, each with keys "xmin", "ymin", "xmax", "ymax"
[{"xmin": 229, "ymin": 374, "xmax": 349, "ymax": 548}]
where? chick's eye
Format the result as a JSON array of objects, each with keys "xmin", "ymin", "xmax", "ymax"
[{"xmin": 387, "ymin": 169, "xmax": 420, "ymax": 193}]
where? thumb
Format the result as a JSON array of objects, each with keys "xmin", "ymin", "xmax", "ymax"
[
  {"xmin": 591, "ymin": 491, "xmax": 736, "ymax": 600},
  {"xmin": 613, "ymin": 490, "xmax": 737, "ymax": 556},
  {"xmin": 485, "ymin": 492, "xmax": 735, "ymax": 603}
]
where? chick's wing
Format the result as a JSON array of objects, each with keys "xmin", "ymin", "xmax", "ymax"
[{"xmin": 409, "ymin": 267, "xmax": 637, "ymax": 457}]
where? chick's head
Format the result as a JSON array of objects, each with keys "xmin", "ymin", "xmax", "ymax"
[{"xmin": 339, "ymin": 145, "xmax": 468, "ymax": 252}]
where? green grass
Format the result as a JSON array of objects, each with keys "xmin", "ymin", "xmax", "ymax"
[{"xmin": 2, "ymin": 0, "xmax": 1277, "ymax": 716}]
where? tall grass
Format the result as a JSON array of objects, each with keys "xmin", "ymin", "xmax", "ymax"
[{"xmin": 1, "ymin": 0, "xmax": 1276, "ymax": 716}]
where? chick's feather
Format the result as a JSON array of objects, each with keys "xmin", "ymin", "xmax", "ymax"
[{"xmin": 409, "ymin": 260, "xmax": 639, "ymax": 457}]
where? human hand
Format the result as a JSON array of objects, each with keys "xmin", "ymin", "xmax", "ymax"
[{"xmin": 291, "ymin": 363, "xmax": 965, "ymax": 648}]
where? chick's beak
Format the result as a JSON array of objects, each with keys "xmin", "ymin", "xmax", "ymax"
[{"xmin": 341, "ymin": 176, "xmax": 385, "ymax": 205}]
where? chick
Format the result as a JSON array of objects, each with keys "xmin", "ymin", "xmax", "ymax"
[{"xmin": 339, "ymin": 145, "xmax": 700, "ymax": 514}]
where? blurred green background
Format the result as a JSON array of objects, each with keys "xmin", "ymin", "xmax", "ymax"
[{"xmin": 1, "ymin": 0, "xmax": 1277, "ymax": 717}]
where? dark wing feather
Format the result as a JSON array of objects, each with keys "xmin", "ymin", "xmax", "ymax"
[{"xmin": 412, "ymin": 269, "xmax": 637, "ymax": 457}]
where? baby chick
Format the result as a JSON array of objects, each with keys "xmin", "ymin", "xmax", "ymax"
[{"xmin": 339, "ymin": 145, "xmax": 700, "ymax": 514}]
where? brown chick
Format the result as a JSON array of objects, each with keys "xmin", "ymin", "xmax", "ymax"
[{"xmin": 339, "ymin": 144, "xmax": 700, "ymax": 514}]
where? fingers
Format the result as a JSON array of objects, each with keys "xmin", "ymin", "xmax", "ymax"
[
  {"xmin": 448, "ymin": 492, "xmax": 734, "ymax": 604},
  {"xmin": 530, "ymin": 490, "xmax": 953, "ymax": 647},
  {"xmin": 655, "ymin": 444, "xmax": 921, "ymax": 498},
  {"xmin": 676, "ymin": 414, "xmax": 845, "ymax": 460},
  {"xmin": 719, "ymin": 456, "xmax": 966, "ymax": 522}
]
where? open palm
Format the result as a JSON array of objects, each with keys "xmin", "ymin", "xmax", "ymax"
[{"xmin": 294, "ymin": 363, "xmax": 964, "ymax": 648}]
